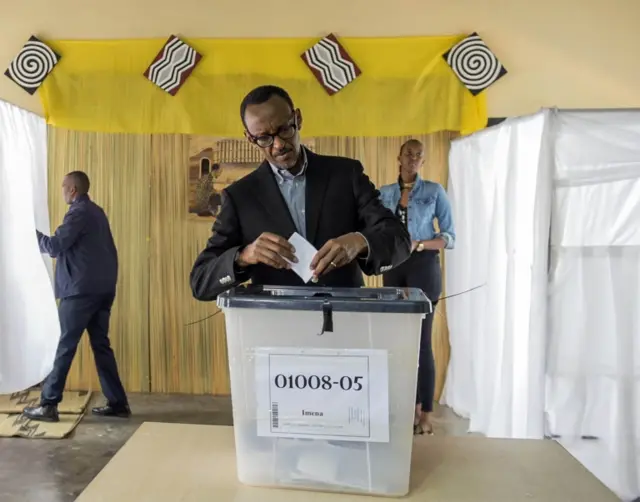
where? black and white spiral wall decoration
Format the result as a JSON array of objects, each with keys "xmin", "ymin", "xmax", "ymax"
[
  {"xmin": 443, "ymin": 32, "xmax": 507, "ymax": 96},
  {"xmin": 4, "ymin": 36, "xmax": 61, "ymax": 95}
]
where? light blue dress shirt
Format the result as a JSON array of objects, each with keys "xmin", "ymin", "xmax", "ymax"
[
  {"xmin": 270, "ymin": 148, "xmax": 371, "ymax": 260},
  {"xmin": 270, "ymin": 148, "xmax": 308, "ymax": 237}
]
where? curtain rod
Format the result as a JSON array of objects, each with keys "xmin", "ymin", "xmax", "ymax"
[
  {"xmin": 557, "ymin": 107, "xmax": 640, "ymax": 112},
  {"xmin": 452, "ymin": 107, "xmax": 640, "ymax": 143}
]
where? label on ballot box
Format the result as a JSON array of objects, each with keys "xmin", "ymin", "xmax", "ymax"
[{"xmin": 254, "ymin": 347, "xmax": 390, "ymax": 442}]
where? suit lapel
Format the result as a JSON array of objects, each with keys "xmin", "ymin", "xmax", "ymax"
[
  {"xmin": 251, "ymin": 161, "xmax": 297, "ymax": 237},
  {"xmin": 304, "ymin": 150, "xmax": 330, "ymax": 246}
]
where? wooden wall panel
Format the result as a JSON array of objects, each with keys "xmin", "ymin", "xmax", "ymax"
[
  {"xmin": 47, "ymin": 127, "xmax": 151, "ymax": 393},
  {"xmin": 148, "ymin": 135, "xmax": 230, "ymax": 394},
  {"xmin": 48, "ymin": 129, "xmax": 454, "ymax": 400}
]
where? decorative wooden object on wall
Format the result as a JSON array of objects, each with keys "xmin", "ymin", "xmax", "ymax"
[
  {"xmin": 443, "ymin": 32, "xmax": 507, "ymax": 96},
  {"xmin": 4, "ymin": 35, "xmax": 60, "ymax": 95},
  {"xmin": 301, "ymin": 33, "xmax": 361, "ymax": 95},
  {"xmin": 187, "ymin": 137, "xmax": 315, "ymax": 220},
  {"xmin": 143, "ymin": 35, "xmax": 202, "ymax": 96}
]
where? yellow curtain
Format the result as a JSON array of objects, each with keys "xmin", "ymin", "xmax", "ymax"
[{"xmin": 40, "ymin": 36, "xmax": 486, "ymax": 137}]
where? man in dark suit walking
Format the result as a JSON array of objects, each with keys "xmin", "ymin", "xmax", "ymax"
[
  {"xmin": 24, "ymin": 171, "xmax": 130, "ymax": 422},
  {"xmin": 190, "ymin": 85, "xmax": 411, "ymax": 300}
]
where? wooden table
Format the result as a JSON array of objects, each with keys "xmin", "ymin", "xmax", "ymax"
[{"xmin": 76, "ymin": 422, "xmax": 618, "ymax": 501}]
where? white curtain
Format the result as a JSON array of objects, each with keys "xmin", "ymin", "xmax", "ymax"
[
  {"xmin": 441, "ymin": 110, "xmax": 553, "ymax": 439},
  {"xmin": 444, "ymin": 108, "xmax": 640, "ymax": 500},
  {"xmin": 0, "ymin": 99, "xmax": 59, "ymax": 394},
  {"xmin": 546, "ymin": 110, "xmax": 640, "ymax": 501}
]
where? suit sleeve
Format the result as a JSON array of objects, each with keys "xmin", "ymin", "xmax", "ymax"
[
  {"xmin": 36, "ymin": 206, "xmax": 86, "ymax": 258},
  {"xmin": 351, "ymin": 162, "xmax": 411, "ymax": 275},
  {"xmin": 190, "ymin": 190, "xmax": 250, "ymax": 301}
]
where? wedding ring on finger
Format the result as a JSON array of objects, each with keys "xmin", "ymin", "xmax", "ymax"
[{"xmin": 330, "ymin": 260, "xmax": 338, "ymax": 268}]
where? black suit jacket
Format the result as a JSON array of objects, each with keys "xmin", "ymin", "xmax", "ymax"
[{"xmin": 190, "ymin": 149, "xmax": 411, "ymax": 301}]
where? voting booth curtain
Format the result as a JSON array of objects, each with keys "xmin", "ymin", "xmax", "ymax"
[
  {"xmin": 442, "ymin": 110, "xmax": 552, "ymax": 438},
  {"xmin": 38, "ymin": 36, "xmax": 486, "ymax": 137},
  {"xmin": 0, "ymin": 99, "xmax": 59, "ymax": 394},
  {"xmin": 443, "ymin": 108, "xmax": 640, "ymax": 500}
]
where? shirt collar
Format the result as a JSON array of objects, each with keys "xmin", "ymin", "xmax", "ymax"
[
  {"xmin": 398, "ymin": 173, "xmax": 421, "ymax": 191},
  {"xmin": 270, "ymin": 147, "xmax": 308, "ymax": 182}
]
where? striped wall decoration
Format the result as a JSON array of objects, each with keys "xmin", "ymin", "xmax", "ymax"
[
  {"xmin": 144, "ymin": 35, "xmax": 202, "ymax": 96},
  {"xmin": 301, "ymin": 33, "xmax": 361, "ymax": 96}
]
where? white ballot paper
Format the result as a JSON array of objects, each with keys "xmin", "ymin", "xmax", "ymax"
[{"xmin": 286, "ymin": 232, "xmax": 317, "ymax": 283}]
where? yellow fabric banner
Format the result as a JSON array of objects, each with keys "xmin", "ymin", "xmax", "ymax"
[{"xmin": 40, "ymin": 36, "xmax": 487, "ymax": 137}]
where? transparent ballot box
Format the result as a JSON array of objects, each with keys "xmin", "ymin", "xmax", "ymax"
[{"xmin": 217, "ymin": 285, "xmax": 432, "ymax": 497}]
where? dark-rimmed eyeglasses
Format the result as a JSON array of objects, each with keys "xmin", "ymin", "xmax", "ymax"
[{"xmin": 247, "ymin": 117, "xmax": 298, "ymax": 148}]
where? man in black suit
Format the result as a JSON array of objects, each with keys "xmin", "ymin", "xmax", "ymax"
[{"xmin": 190, "ymin": 85, "xmax": 410, "ymax": 300}]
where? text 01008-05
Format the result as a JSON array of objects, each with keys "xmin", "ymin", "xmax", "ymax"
[{"xmin": 273, "ymin": 374, "xmax": 364, "ymax": 391}]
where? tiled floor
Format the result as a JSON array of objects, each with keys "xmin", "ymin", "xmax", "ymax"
[{"xmin": 0, "ymin": 393, "xmax": 470, "ymax": 502}]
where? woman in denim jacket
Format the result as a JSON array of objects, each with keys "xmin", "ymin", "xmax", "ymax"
[{"xmin": 378, "ymin": 139, "xmax": 455, "ymax": 435}]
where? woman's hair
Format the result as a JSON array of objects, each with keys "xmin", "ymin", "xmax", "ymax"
[
  {"xmin": 399, "ymin": 138, "xmax": 423, "ymax": 156},
  {"xmin": 398, "ymin": 139, "xmax": 424, "ymax": 172}
]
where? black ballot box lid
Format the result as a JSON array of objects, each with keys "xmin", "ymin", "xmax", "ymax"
[{"xmin": 217, "ymin": 285, "xmax": 432, "ymax": 315}]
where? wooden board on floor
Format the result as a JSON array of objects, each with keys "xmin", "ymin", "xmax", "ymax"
[
  {"xmin": 0, "ymin": 412, "xmax": 83, "ymax": 439},
  {"xmin": 0, "ymin": 390, "xmax": 91, "ymax": 414},
  {"xmin": 0, "ymin": 390, "xmax": 91, "ymax": 439},
  {"xmin": 76, "ymin": 422, "xmax": 618, "ymax": 502}
]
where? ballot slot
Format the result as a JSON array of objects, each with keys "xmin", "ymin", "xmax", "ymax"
[
  {"xmin": 227, "ymin": 284, "xmax": 407, "ymax": 300},
  {"xmin": 218, "ymin": 285, "xmax": 429, "ymax": 314}
]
